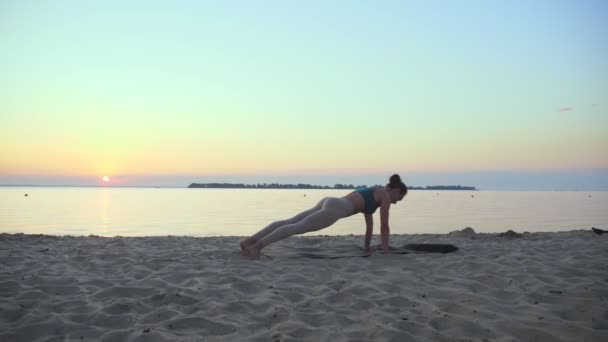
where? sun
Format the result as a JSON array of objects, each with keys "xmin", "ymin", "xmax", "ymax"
[{"xmin": 102, "ymin": 176, "xmax": 110, "ymax": 183}]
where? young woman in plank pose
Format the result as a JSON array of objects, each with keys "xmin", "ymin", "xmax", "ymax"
[{"xmin": 240, "ymin": 174, "xmax": 408, "ymax": 259}]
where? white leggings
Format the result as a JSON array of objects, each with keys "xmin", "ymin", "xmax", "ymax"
[{"xmin": 252, "ymin": 197, "xmax": 354, "ymax": 246}]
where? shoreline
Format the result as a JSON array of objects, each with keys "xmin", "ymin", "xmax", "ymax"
[
  {"xmin": 0, "ymin": 227, "xmax": 600, "ymax": 238},
  {"xmin": 1, "ymin": 230, "xmax": 607, "ymax": 341}
]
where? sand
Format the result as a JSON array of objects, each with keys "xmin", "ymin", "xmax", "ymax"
[{"xmin": 1, "ymin": 230, "xmax": 607, "ymax": 342}]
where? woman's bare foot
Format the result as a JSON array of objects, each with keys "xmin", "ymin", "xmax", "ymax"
[
  {"xmin": 244, "ymin": 242, "xmax": 264, "ymax": 260},
  {"xmin": 240, "ymin": 238, "xmax": 257, "ymax": 255}
]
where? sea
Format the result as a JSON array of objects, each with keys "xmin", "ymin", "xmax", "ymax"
[{"xmin": 0, "ymin": 187, "xmax": 606, "ymax": 237}]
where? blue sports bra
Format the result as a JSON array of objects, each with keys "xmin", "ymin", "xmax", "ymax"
[{"xmin": 355, "ymin": 187, "xmax": 380, "ymax": 214}]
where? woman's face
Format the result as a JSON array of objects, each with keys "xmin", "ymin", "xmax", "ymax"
[{"xmin": 389, "ymin": 188, "xmax": 406, "ymax": 204}]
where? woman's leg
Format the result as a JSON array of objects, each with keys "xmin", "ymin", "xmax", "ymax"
[
  {"xmin": 240, "ymin": 198, "xmax": 326, "ymax": 251},
  {"xmin": 244, "ymin": 198, "xmax": 353, "ymax": 258}
]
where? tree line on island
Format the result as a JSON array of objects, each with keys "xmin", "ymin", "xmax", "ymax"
[{"xmin": 188, "ymin": 183, "xmax": 477, "ymax": 190}]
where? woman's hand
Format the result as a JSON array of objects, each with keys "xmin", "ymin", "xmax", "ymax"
[{"xmin": 369, "ymin": 244, "xmax": 395, "ymax": 254}]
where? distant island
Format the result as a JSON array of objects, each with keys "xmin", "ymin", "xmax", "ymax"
[{"xmin": 187, "ymin": 183, "xmax": 477, "ymax": 190}]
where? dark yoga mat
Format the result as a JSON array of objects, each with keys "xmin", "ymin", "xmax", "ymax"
[
  {"xmin": 402, "ymin": 243, "xmax": 459, "ymax": 254},
  {"xmin": 267, "ymin": 243, "xmax": 459, "ymax": 259}
]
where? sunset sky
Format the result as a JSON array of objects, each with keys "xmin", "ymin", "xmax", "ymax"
[{"xmin": 1, "ymin": 0, "xmax": 607, "ymax": 190}]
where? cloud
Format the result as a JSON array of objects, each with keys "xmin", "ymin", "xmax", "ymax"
[{"xmin": 559, "ymin": 107, "xmax": 574, "ymax": 112}]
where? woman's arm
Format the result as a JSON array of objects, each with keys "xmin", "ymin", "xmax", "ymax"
[
  {"xmin": 379, "ymin": 193, "xmax": 391, "ymax": 254},
  {"xmin": 364, "ymin": 213, "xmax": 373, "ymax": 251}
]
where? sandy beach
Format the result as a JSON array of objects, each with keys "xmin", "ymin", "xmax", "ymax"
[{"xmin": 1, "ymin": 230, "xmax": 607, "ymax": 342}]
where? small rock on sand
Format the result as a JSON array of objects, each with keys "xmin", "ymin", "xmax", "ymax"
[
  {"xmin": 498, "ymin": 230, "xmax": 523, "ymax": 238},
  {"xmin": 449, "ymin": 227, "xmax": 477, "ymax": 239}
]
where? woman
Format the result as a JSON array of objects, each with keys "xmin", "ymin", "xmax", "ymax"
[{"xmin": 240, "ymin": 174, "xmax": 408, "ymax": 259}]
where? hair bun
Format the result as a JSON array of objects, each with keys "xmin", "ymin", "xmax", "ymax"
[{"xmin": 389, "ymin": 174, "xmax": 401, "ymax": 185}]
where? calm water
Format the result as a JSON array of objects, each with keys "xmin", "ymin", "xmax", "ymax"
[{"xmin": 0, "ymin": 187, "xmax": 606, "ymax": 237}]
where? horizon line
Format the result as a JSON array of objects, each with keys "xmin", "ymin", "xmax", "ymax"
[{"xmin": 2, "ymin": 184, "xmax": 608, "ymax": 192}]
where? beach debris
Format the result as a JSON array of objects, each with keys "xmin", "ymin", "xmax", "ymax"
[
  {"xmin": 142, "ymin": 328, "xmax": 150, "ymax": 333},
  {"xmin": 448, "ymin": 227, "xmax": 477, "ymax": 239},
  {"xmin": 39, "ymin": 248, "xmax": 49, "ymax": 252},
  {"xmin": 24, "ymin": 194, "xmax": 28, "ymax": 197},
  {"xmin": 498, "ymin": 230, "xmax": 523, "ymax": 238}
]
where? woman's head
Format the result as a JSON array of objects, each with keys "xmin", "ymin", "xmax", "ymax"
[{"xmin": 386, "ymin": 174, "xmax": 408, "ymax": 204}]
